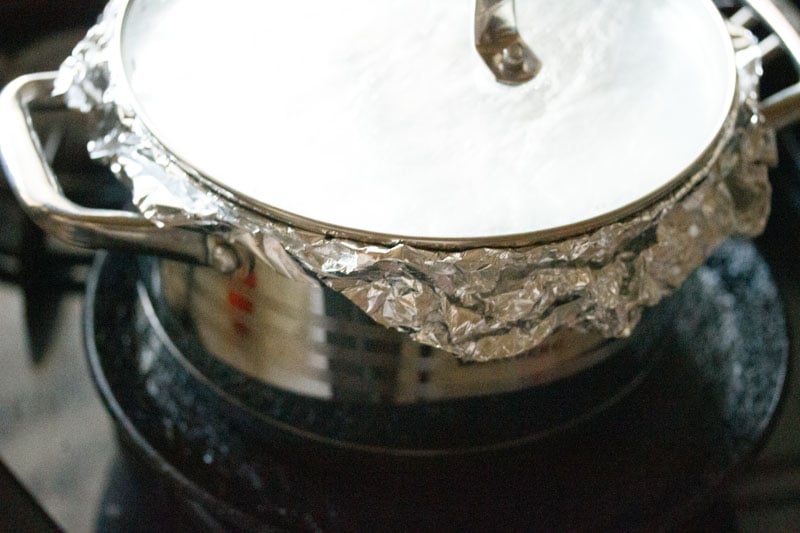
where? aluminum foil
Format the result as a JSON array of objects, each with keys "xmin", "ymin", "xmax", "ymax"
[{"xmin": 55, "ymin": 3, "xmax": 777, "ymax": 361}]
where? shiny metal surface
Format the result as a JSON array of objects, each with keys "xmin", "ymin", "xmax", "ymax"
[
  {"xmin": 474, "ymin": 0, "xmax": 541, "ymax": 85},
  {"xmin": 751, "ymin": 0, "xmax": 800, "ymax": 128},
  {"xmin": 155, "ymin": 258, "xmax": 624, "ymax": 401}
]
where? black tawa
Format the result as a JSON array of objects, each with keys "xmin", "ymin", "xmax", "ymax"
[{"xmin": 86, "ymin": 239, "xmax": 789, "ymax": 531}]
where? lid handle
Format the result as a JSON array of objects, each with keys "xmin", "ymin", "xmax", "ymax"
[{"xmin": 475, "ymin": 0, "xmax": 541, "ymax": 85}]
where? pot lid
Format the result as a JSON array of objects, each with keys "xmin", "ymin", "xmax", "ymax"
[{"xmin": 116, "ymin": 0, "xmax": 736, "ymax": 243}]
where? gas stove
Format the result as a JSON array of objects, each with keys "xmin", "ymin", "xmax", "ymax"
[{"xmin": 2, "ymin": 2, "xmax": 800, "ymax": 531}]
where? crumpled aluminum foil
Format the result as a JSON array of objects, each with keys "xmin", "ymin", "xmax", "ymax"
[{"xmin": 55, "ymin": 2, "xmax": 777, "ymax": 361}]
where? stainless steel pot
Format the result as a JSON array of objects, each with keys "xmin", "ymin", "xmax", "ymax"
[
  {"xmin": 129, "ymin": 254, "xmax": 675, "ymax": 453},
  {"xmin": 2, "ymin": 0, "xmax": 800, "ymax": 400},
  {"xmin": 152, "ymin": 256, "xmax": 641, "ymax": 403}
]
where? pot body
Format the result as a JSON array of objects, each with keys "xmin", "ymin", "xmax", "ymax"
[
  {"xmin": 134, "ymin": 255, "xmax": 676, "ymax": 453},
  {"xmin": 155, "ymin": 258, "xmax": 628, "ymax": 402}
]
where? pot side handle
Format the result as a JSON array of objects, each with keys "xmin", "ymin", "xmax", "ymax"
[
  {"xmin": 750, "ymin": 0, "xmax": 800, "ymax": 128},
  {"xmin": 0, "ymin": 72, "xmax": 240, "ymax": 273}
]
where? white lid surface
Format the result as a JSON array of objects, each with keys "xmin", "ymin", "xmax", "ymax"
[{"xmin": 119, "ymin": 0, "xmax": 736, "ymax": 240}]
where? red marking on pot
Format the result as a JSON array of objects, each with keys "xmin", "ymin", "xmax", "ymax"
[{"xmin": 227, "ymin": 291, "xmax": 254, "ymax": 314}]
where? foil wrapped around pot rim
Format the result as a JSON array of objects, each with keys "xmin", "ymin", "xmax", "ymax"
[{"xmin": 54, "ymin": 3, "xmax": 777, "ymax": 361}]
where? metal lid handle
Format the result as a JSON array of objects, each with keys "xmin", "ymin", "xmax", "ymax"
[{"xmin": 475, "ymin": 0, "xmax": 541, "ymax": 85}]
